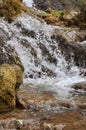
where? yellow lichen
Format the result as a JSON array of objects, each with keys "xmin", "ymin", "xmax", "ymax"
[{"xmin": 0, "ymin": 64, "xmax": 23, "ymax": 113}]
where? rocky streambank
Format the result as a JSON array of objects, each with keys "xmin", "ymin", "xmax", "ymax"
[
  {"xmin": 0, "ymin": 0, "xmax": 86, "ymax": 130},
  {"xmin": 52, "ymin": 28, "xmax": 86, "ymax": 69},
  {"xmin": 33, "ymin": 0, "xmax": 75, "ymax": 10},
  {"xmin": 0, "ymin": 82, "xmax": 86, "ymax": 129},
  {"xmin": 0, "ymin": 27, "xmax": 23, "ymax": 113}
]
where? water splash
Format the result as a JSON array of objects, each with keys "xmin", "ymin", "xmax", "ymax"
[
  {"xmin": 0, "ymin": 14, "xmax": 85, "ymax": 100},
  {"xmin": 23, "ymin": 0, "xmax": 34, "ymax": 7}
]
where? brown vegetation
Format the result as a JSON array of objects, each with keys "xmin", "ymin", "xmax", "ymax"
[{"xmin": 0, "ymin": 0, "xmax": 22, "ymax": 21}]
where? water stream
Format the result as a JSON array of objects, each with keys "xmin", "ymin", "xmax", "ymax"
[
  {"xmin": 0, "ymin": 14, "xmax": 85, "ymax": 102},
  {"xmin": 0, "ymin": 2, "xmax": 86, "ymax": 129},
  {"xmin": 23, "ymin": 0, "xmax": 34, "ymax": 7}
]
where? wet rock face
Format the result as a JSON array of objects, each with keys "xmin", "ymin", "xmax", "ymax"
[
  {"xmin": 58, "ymin": 40, "xmax": 86, "ymax": 68},
  {"xmin": 0, "ymin": 28, "xmax": 22, "ymax": 67},
  {"xmin": 72, "ymin": 81, "xmax": 86, "ymax": 91},
  {"xmin": 0, "ymin": 44, "xmax": 21, "ymax": 65},
  {"xmin": 52, "ymin": 29, "xmax": 86, "ymax": 68},
  {"xmin": 33, "ymin": 0, "xmax": 73, "ymax": 10},
  {"xmin": 0, "ymin": 28, "xmax": 8, "ymax": 42},
  {"xmin": 0, "ymin": 28, "xmax": 23, "ymax": 113},
  {"xmin": 0, "ymin": 64, "xmax": 23, "ymax": 113}
]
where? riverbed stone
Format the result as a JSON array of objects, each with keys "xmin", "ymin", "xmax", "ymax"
[{"xmin": 72, "ymin": 81, "xmax": 86, "ymax": 91}]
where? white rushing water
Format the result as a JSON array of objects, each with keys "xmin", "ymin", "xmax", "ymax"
[
  {"xmin": 0, "ymin": 14, "xmax": 85, "ymax": 100},
  {"xmin": 23, "ymin": 0, "xmax": 34, "ymax": 7}
]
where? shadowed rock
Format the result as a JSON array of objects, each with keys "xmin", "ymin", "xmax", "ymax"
[
  {"xmin": 52, "ymin": 28, "xmax": 86, "ymax": 68},
  {"xmin": 72, "ymin": 81, "xmax": 86, "ymax": 91}
]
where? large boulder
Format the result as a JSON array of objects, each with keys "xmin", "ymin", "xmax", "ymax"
[
  {"xmin": 0, "ymin": 0, "xmax": 23, "ymax": 21},
  {"xmin": 0, "ymin": 64, "xmax": 23, "ymax": 113}
]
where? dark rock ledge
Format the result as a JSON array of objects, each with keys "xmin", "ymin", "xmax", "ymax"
[
  {"xmin": 0, "ymin": 25, "xmax": 23, "ymax": 113},
  {"xmin": 52, "ymin": 28, "xmax": 86, "ymax": 68}
]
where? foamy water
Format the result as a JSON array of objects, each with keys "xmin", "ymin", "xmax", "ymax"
[
  {"xmin": 23, "ymin": 0, "xmax": 34, "ymax": 7},
  {"xmin": 0, "ymin": 14, "xmax": 85, "ymax": 100}
]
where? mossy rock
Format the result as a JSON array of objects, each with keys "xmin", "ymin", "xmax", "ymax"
[
  {"xmin": 38, "ymin": 9, "xmax": 65, "ymax": 25},
  {"xmin": 49, "ymin": 10, "xmax": 64, "ymax": 17},
  {"xmin": 0, "ymin": 64, "xmax": 23, "ymax": 113},
  {"xmin": 45, "ymin": 15, "xmax": 58, "ymax": 25},
  {"xmin": 0, "ymin": 0, "xmax": 22, "ymax": 21},
  {"xmin": 12, "ymin": 65, "xmax": 23, "ymax": 87}
]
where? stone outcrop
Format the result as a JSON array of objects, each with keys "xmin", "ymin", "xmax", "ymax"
[
  {"xmin": 62, "ymin": 7, "xmax": 86, "ymax": 30},
  {"xmin": 58, "ymin": 40, "xmax": 86, "ymax": 68},
  {"xmin": 33, "ymin": 0, "xmax": 86, "ymax": 11},
  {"xmin": 52, "ymin": 28, "xmax": 86, "ymax": 68},
  {"xmin": 0, "ymin": 0, "xmax": 23, "ymax": 21},
  {"xmin": 33, "ymin": 0, "xmax": 74, "ymax": 11},
  {"xmin": 0, "ymin": 64, "xmax": 23, "ymax": 113},
  {"xmin": 53, "ymin": 27, "xmax": 86, "ymax": 43},
  {"xmin": 72, "ymin": 81, "xmax": 86, "ymax": 91}
]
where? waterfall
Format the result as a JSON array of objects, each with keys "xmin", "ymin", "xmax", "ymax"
[
  {"xmin": 0, "ymin": 14, "xmax": 85, "ymax": 100},
  {"xmin": 23, "ymin": 0, "xmax": 34, "ymax": 7}
]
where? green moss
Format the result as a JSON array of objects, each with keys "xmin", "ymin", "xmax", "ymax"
[{"xmin": 50, "ymin": 10, "xmax": 64, "ymax": 17}]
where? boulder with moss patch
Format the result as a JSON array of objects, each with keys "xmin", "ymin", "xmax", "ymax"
[
  {"xmin": 0, "ymin": 64, "xmax": 23, "ymax": 113},
  {"xmin": 0, "ymin": 0, "xmax": 22, "ymax": 21}
]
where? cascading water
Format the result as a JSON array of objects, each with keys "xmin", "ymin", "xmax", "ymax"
[
  {"xmin": 0, "ymin": 13, "xmax": 85, "ymax": 102},
  {"xmin": 0, "ymin": 1, "xmax": 86, "ymax": 129},
  {"xmin": 23, "ymin": 0, "xmax": 34, "ymax": 7}
]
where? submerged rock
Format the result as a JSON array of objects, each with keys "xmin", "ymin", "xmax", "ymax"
[
  {"xmin": 0, "ymin": 64, "xmax": 23, "ymax": 113},
  {"xmin": 0, "ymin": 109, "xmax": 85, "ymax": 130},
  {"xmin": 0, "ymin": 0, "xmax": 23, "ymax": 21},
  {"xmin": 72, "ymin": 81, "xmax": 86, "ymax": 91}
]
